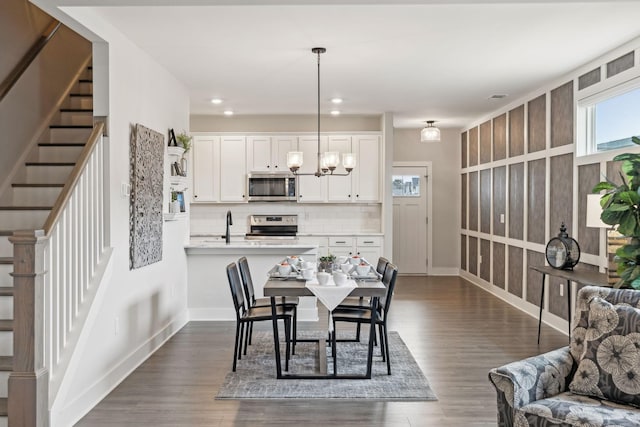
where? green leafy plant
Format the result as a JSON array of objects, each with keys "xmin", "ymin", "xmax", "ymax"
[
  {"xmin": 319, "ymin": 254, "xmax": 336, "ymax": 263},
  {"xmin": 176, "ymin": 131, "xmax": 192, "ymax": 153},
  {"xmin": 592, "ymin": 136, "xmax": 640, "ymax": 289}
]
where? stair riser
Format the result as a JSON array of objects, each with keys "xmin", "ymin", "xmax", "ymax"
[
  {"xmin": 67, "ymin": 96, "xmax": 93, "ymax": 110},
  {"xmin": 45, "ymin": 128, "xmax": 92, "ymax": 143},
  {"xmin": 10, "ymin": 187, "xmax": 61, "ymax": 207},
  {"xmin": 0, "ymin": 238, "xmax": 10, "ymax": 258},
  {"xmin": 0, "ymin": 266, "xmax": 11, "ymax": 287},
  {"xmin": 76, "ymin": 82, "xmax": 92, "ymax": 93},
  {"xmin": 57, "ymin": 111, "xmax": 93, "ymax": 127},
  {"xmin": 37, "ymin": 145, "xmax": 84, "ymax": 163},
  {"xmin": 25, "ymin": 165, "xmax": 73, "ymax": 183},
  {"xmin": 0, "ymin": 211, "xmax": 49, "ymax": 231}
]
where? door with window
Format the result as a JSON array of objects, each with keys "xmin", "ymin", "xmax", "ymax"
[{"xmin": 392, "ymin": 166, "xmax": 428, "ymax": 274}]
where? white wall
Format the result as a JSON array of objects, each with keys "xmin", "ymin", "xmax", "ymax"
[
  {"xmin": 43, "ymin": 8, "xmax": 191, "ymax": 426},
  {"xmin": 394, "ymin": 127, "xmax": 461, "ymax": 272}
]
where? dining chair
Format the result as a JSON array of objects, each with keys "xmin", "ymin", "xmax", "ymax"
[
  {"xmin": 237, "ymin": 256, "xmax": 299, "ymax": 354},
  {"xmin": 332, "ymin": 262, "xmax": 398, "ymax": 375},
  {"xmin": 226, "ymin": 262, "xmax": 294, "ymax": 372}
]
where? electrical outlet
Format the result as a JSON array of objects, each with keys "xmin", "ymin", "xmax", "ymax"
[
  {"xmin": 500, "ymin": 213, "xmax": 505, "ymax": 223},
  {"xmin": 114, "ymin": 316, "xmax": 119, "ymax": 336},
  {"xmin": 479, "ymin": 255, "xmax": 483, "ymax": 264},
  {"xmin": 559, "ymin": 284, "xmax": 564, "ymax": 297},
  {"xmin": 121, "ymin": 182, "xmax": 130, "ymax": 199}
]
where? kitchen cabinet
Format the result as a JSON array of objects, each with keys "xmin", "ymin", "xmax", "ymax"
[
  {"xmin": 327, "ymin": 236, "xmax": 382, "ymax": 263},
  {"xmin": 220, "ymin": 136, "xmax": 247, "ymax": 202},
  {"xmin": 192, "ymin": 135, "xmax": 219, "ymax": 202},
  {"xmin": 326, "ymin": 135, "xmax": 380, "ymax": 203},
  {"xmin": 297, "ymin": 135, "xmax": 328, "ymax": 202},
  {"xmin": 327, "ymin": 136, "xmax": 353, "ymax": 202},
  {"xmin": 247, "ymin": 136, "xmax": 296, "ymax": 172}
]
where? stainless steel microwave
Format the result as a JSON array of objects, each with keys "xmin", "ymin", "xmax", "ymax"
[{"xmin": 247, "ymin": 173, "xmax": 297, "ymax": 202}]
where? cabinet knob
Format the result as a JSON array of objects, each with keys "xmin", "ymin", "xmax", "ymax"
[
  {"xmin": 194, "ymin": 194, "xmax": 198, "ymax": 198},
  {"xmin": 274, "ymin": 165, "xmax": 278, "ymax": 168},
  {"xmin": 356, "ymin": 194, "xmax": 360, "ymax": 198},
  {"xmin": 348, "ymin": 194, "xmax": 351, "ymax": 198},
  {"xmin": 267, "ymin": 165, "xmax": 270, "ymax": 168}
]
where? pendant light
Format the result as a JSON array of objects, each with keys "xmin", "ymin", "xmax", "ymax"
[
  {"xmin": 421, "ymin": 120, "xmax": 441, "ymax": 142},
  {"xmin": 287, "ymin": 47, "xmax": 356, "ymax": 177}
]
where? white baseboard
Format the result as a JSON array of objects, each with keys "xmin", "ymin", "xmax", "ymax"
[
  {"xmin": 50, "ymin": 309, "xmax": 189, "ymax": 427},
  {"xmin": 429, "ymin": 267, "xmax": 460, "ymax": 276},
  {"xmin": 188, "ymin": 307, "xmax": 318, "ymax": 322}
]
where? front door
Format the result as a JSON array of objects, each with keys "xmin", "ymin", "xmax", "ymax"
[{"xmin": 392, "ymin": 166, "xmax": 428, "ymax": 274}]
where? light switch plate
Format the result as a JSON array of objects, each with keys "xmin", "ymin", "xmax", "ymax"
[{"xmin": 500, "ymin": 213, "xmax": 505, "ymax": 223}]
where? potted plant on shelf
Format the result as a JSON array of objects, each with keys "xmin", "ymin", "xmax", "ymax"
[
  {"xmin": 176, "ymin": 131, "xmax": 192, "ymax": 153},
  {"xmin": 592, "ymin": 136, "xmax": 640, "ymax": 289},
  {"xmin": 319, "ymin": 254, "xmax": 336, "ymax": 272}
]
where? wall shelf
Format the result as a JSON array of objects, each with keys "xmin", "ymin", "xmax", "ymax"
[
  {"xmin": 164, "ymin": 212, "xmax": 187, "ymax": 221},
  {"xmin": 167, "ymin": 146, "xmax": 185, "ymax": 158}
]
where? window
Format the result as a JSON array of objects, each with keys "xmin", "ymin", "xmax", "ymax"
[
  {"xmin": 392, "ymin": 175, "xmax": 420, "ymax": 197},
  {"xmin": 578, "ymin": 78, "xmax": 640, "ymax": 156}
]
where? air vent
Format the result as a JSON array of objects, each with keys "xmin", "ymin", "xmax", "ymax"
[{"xmin": 489, "ymin": 94, "xmax": 508, "ymax": 99}]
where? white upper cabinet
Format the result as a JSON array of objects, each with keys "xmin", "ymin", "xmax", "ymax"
[
  {"xmin": 220, "ymin": 136, "xmax": 247, "ymax": 202},
  {"xmin": 327, "ymin": 136, "xmax": 354, "ymax": 202},
  {"xmin": 297, "ymin": 135, "xmax": 328, "ymax": 202},
  {"xmin": 192, "ymin": 135, "xmax": 219, "ymax": 202},
  {"xmin": 353, "ymin": 135, "xmax": 381, "ymax": 202},
  {"xmin": 247, "ymin": 135, "xmax": 297, "ymax": 172}
]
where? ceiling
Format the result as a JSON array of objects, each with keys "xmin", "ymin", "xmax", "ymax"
[{"xmin": 42, "ymin": 1, "xmax": 640, "ymax": 128}]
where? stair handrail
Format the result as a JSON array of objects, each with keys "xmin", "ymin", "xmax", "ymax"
[
  {"xmin": 0, "ymin": 19, "xmax": 61, "ymax": 103},
  {"xmin": 43, "ymin": 121, "xmax": 104, "ymax": 235}
]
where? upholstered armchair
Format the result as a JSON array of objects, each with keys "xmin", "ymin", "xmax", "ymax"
[{"xmin": 489, "ymin": 286, "xmax": 640, "ymax": 426}]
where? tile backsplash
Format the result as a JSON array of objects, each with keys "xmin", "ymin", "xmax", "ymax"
[{"xmin": 190, "ymin": 203, "xmax": 382, "ymax": 235}]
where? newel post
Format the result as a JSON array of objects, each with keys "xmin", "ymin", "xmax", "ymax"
[{"xmin": 8, "ymin": 230, "xmax": 49, "ymax": 427}]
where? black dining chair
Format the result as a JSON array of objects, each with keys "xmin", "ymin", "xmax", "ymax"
[
  {"xmin": 332, "ymin": 262, "xmax": 398, "ymax": 375},
  {"xmin": 238, "ymin": 256, "xmax": 299, "ymax": 354},
  {"xmin": 226, "ymin": 262, "xmax": 294, "ymax": 372}
]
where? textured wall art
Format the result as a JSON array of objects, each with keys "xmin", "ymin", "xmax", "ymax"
[{"xmin": 129, "ymin": 123, "xmax": 164, "ymax": 269}]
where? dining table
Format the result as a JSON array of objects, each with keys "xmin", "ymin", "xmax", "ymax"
[{"xmin": 264, "ymin": 278, "xmax": 386, "ymax": 379}]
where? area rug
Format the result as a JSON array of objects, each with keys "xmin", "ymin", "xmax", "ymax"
[{"xmin": 216, "ymin": 331, "xmax": 437, "ymax": 401}]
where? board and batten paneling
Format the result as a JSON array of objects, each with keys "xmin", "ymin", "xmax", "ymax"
[
  {"xmin": 461, "ymin": 173, "xmax": 467, "ymax": 229},
  {"xmin": 493, "ymin": 242, "xmax": 505, "ymax": 289},
  {"xmin": 480, "ymin": 120, "xmax": 492, "ymax": 164},
  {"xmin": 493, "ymin": 166, "xmax": 506, "ymax": 237},
  {"xmin": 526, "ymin": 250, "xmax": 546, "ymax": 306},
  {"xmin": 578, "ymin": 163, "xmax": 601, "ymax": 256},
  {"xmin": 461, "ymin": 132, "xmax": 468, "ymax": 169},
  {"xmin": 509, "ymin": 163, "xmax": 524, "ymax": 240},
  {"xmin": 469, "ymin": 127, "xmax": 479, "ymax": 167},
  {"xmin": 548, "ymin": 275, "xmax": 569, "ymax": 320},
  {"xmin": 508, "ymin": 246, "xmax": 524, "ymax": 298},
  {"xmin": 480, "ymin": 239, "xmax": 491, "ymax": 282},
  {"xmin": 578, "ymin": 67, "xmax": 601, "ymax": 90},
  {"xmin": 469, "ymin": 171, "xmax": 479, "ymax": 231},
  {"xmin": 528, "ymin": 158, "xmax": 546, "ymax": 244},
  {"xmin": 528, "ymin": 94, "xmax": 546, "ymax": 153},
  {"xmin": 550, "ymin": 81, "xmax": 573, "ymax": 148},
  {"xmin": 469, "ymin": 236, "xmax": 478, "ymax": 275},
  {"xmin": 480, "ymin": 169, "xmax": 491, "ymax": 234},
  {"xmin": 607, "ymin": 51, "xmax": 635, "ymax": 78},
  {"xmin": 461, "ymin": 234, "xmax": 467, "ymax": 271},
  {"xmin": 549, "ymin": 153, "xmax": 574, "ymax": 238},
  {"xmin": 509, "ymin": 105, "xmax": 525, "ymax": 157},
  {"xmin": 493, "ymin": 114, "xmax": 507, "ymax": 161}
]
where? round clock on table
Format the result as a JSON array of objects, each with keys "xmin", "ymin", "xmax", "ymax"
[{"xmin": 545, "ymin": 222, "xmax": 580, "ymax": 270}]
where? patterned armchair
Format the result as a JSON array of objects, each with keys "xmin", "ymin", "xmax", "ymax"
[{"xmin": 489, "ymin": 286, "xmax": 640, "ymax": 426}]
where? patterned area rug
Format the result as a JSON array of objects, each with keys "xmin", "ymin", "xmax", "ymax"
[{"xmin": 216, "ymin": 331, "xmax": 437, "ymax": 400}]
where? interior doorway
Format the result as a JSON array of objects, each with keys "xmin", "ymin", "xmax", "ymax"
[{"xmin": 392, "ymin": 164, "xmax": 430, "ymax": 275}]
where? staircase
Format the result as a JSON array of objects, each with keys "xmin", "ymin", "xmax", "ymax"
[{"xmin": 0, "ymin": 65, "xmax": 93, "ymax": 427}]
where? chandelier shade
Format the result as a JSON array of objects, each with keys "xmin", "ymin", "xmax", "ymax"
[{"xmin": 421, "ymin": 120, "xmax": 441, "ymax": 142}]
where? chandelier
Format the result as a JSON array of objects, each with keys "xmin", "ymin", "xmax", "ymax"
[
  {"xmin": 421, "ymin": 120, "xmax": 441, "ymax": 142},
  {"xmin": 287, "ymin": 47, "xmax": 356, "ymax": 177}
]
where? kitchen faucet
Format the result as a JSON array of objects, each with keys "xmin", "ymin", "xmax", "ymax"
[{"xmin": 225, "ymin": 210, "xmax": 233, "ymax": 244}]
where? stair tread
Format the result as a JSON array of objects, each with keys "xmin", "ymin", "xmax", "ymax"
[
  {"xmin": 0, "ymin": 320, "xmax": 12, "ymax": 331},
  {"xmin": 25, "ymin": 162, "xmax": 75, "ymax": 166},
  {"xmin": 49, "ymin": 125, "xmax": 92, "ymax": 129},
  {"xmin": 0, "ymin": 356, "xmax": 12, "ymax": 371},
  {"xmin": 69, "ymin": 93, "xmax": 92, "ymax": 97},
  {"xmin": 12, "ymin": 183, "xmax": 65, "ymax": 188},
  {"xmin": 0, "ymin": 206, "xmax": 51, "ymax": 210},
  {"xmin": 78, "ymin": 79, "xmax": 93, "ymax": 83},
  {"xmin": 59, "ymin": 108, "xmax": 93, "ymax": 113},
  {"xmin": 0, "ymin": 258, "xmax": 12, "ymax": 264},
  {"xmin": 38, "ymin": 142, "xmax": 86, "ymax": 146},
  {"xmin": 0, "ymin": 288, "xmax": 14, "ymax": 297},
  {"xmin": 0, "ymin": 397, "xmax": 6, "ymax": 416}
]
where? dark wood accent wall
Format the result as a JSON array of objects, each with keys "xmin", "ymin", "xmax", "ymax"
[
  {"xmin": 527, "ymin": 158, "xmax": 546, "ymax": 244},
  {"xmin": 469, "ymin": 171, "xmax": 478, "ymax": 231},
  {"xmin": 526, "ymin": 250, "xmax": 545, "ymax": 306},
  {"xmin": 461, "ymin": 132, "xmax": 467, "ymax": 168},
  {"xmin": 469, "ymin": 127, "xmax": 479, "ymax": 167},
  {"xmin": 549, "ymin": 154, "xmax": 574, "ymax": 236},
  {"xmin": 528, "ymin": 94, "xmax": 547, "ymax": 153},
  {"xmin": 480, "ymin": 169, "xmax": 491, "ymax": 234},
  {"xmin": 550, "ymin": 81, "xmax": 573, "ymax": 148},
  {"xmin": 578, "ymin": 164, "xmax": 601, "ymax": 256},
  {"xmin": 480, "ymin": 121, "xmax": 492, "ymax": 164},
  {"xmin": 548, "ymin": 276, "xmax": 568, "ymax": 320},
  {"xmin": 461, "ymin": 173, "xmax": 467, "ymax": 229},
  {"xmin": 508, "ymin": 246, "xmax": 523, "ymax": 298},
  {"xmin": 461, "ymin": 235, "xmax": 467, "ymax": 271},
  {"xmin": 480, "ymin": 239, "xmax": 491, "ymax": 282},
  {"xmin": 469, "ymin": 236, "xmax": 478, "ymax": 275},
  {"xmin": 578, "ymin": 68, "xmax": 601, "ymax": 90},
  {"xmin": 493, "ymin": 114, "xmax": 507, "ymax": 161},
  {"xmin": 607, "ymin": 51, "xmax": 634, "ymax": 78},
  {"xmin": 509, "ymin": 163, "xmax": 524, "ymax": 240},
  {"xmin": 509, "ymin": 105, "xmax": 525, "ymax": 157},
  {"xmin": 493, "ymin": 166, "xmax": 506, "ymax": 237},
  {"xmin": 607, "ymin": 160, "xmax": 624, "ymax": 185},
  {"xmin": 493, "ymin": 242, "xmax": 505, "ymax": 289}
]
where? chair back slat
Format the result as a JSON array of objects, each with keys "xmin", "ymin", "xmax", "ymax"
[
  {"xmin": 238, "ymin": 257, "xmax": 257, "ymax": 306},
  {"xmin": 226, "ymin": 262, "xmax": 246, "ymax": 317},
  {"xmin": 376, "ymin": 256, "xmax": 389, "ymax": 276},
  {"xmin": 379, "ymin": 263, "xmax": 398, "ymax": 315}
]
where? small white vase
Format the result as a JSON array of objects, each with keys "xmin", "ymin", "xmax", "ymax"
[{"xmin": 170, "ymin": 200, "xmax": 181, "ymax": 213}]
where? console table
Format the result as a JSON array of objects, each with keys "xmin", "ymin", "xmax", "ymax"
[{"xmin": 529, "ymin": 265, "xmax": 610, "ymax": 344}]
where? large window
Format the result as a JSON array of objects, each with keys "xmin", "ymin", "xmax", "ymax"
[{"xmin": 578, "ymin": 78, "xmax": 640, "ymax": 157}]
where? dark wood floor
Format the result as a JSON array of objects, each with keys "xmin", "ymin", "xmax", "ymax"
[{"xmin": 76, "ymin": 276, "xmax": 568, "ymax": 426}]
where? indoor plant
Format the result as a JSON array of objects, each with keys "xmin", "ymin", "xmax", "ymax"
[
  {"xmin": 176, "ymin": 131, "xmax": 192, "ymax": 153},
  {"xmin": 319, "ymin": 254, "xmax": 336, "ymax": 272},
  {"xmin": 592, "ymin": 136, "xmax": 640, "ymax": 289}
]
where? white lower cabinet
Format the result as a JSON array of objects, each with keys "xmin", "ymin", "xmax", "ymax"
[{"xmin": 328, "ymin": 236, "xmax": 382, "ymax": 263}]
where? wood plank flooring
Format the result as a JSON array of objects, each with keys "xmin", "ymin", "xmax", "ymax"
[{"xmin": 76, "ymin": 276, "xmax": 568, "ymax": 426}]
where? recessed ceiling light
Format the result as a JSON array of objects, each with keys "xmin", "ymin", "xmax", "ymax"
[
  {"xmin": 331, "ymin": 98, "xmax": 343, "ymax": 104},
  {"xmin": 223, "ymin": 110, "xmax": 234, "ymax": 116},
  {"xmin": 489, "ymin": 94, "xmax": 508, "ymax": 99},
  {"xmin": 330, "ymin": 110, "xmax": 341, "ymax": 116},
  {"xmin": 211, "ymin": 98, "xmax": 223, "ymax": 104}
]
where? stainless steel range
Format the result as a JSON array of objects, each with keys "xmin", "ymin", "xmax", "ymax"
[{"xmin": 245, "ymin": 214, "xmax": 298, "ymax": 240}]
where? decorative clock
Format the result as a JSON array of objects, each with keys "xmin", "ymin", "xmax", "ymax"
[{"xmin": 545, "ymin": 222, "xmax": 580, "ymax": 270}]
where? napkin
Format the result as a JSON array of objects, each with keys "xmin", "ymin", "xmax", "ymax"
[{"xmin": 306, "ymin": 279, "xmax": 357, "ymax": 331}]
